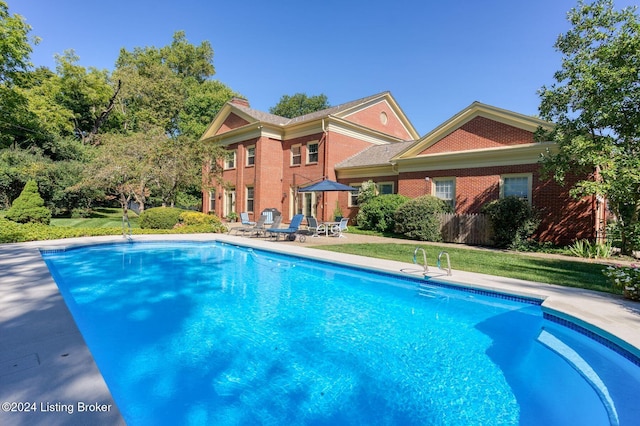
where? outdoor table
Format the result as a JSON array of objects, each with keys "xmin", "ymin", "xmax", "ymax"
[{"xmin": 321, "ymin": 221, "xmax": 340, "ymax": 236}]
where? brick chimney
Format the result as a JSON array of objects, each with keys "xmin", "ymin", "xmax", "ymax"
[{"xmin": 229, "ymin": 97, "xmax": 250, "ymax": 107}]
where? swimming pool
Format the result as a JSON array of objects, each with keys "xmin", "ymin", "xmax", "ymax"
[{"xmin": 42, "ymin": 241, "xmax": 640, "ymax": 425}]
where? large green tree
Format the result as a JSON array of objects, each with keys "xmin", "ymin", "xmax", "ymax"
[
  {"xmin": 538, "ymin": 0, "xmax": 640, "ymax": 253},
  {"xmin": 0, "ymin": 1, "xmax": 40, "ymax": 149},
  {"xmin": 269, "ymin": 93, "xmax": 330, "ymax": 118},
  {"xmin": 0, "ymin": 1, "xmax": 35, "ymax": 84},
  {"xmin": 113, "ymin": 31, "xmax": 231, "ymax": 136}
]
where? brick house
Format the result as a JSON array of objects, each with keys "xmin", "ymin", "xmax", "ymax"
[
  {"xmin": 200, "ymin": 94, "xmax": 603, "ymax": 245},
  {"xmin": 199, "ymin": 92, "xmax": 419, "ymax": 222}
]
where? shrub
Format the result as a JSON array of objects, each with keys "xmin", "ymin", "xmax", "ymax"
[
  {"xmin": 603, "ymin": 264, "xmax": 640, "ymax": 300},
  {"xmin": 481, "ymin": 196, "xmax": 539, "ymax": 249},
  {"xmin": 5, "ymin": 180, "xmax": 52, "ymax": 225},
  {"xmin": 357, "ymin": 194, "xmax": 409, "ymax": 233},
  {"xmin": 178, "ymin": 211, "xmax": 227, "ymax": 233},
  {"xmin": 568, "ymin": 239, "xmax": 613, "ymax": 259},
  {"xmin": 139, "ymin": 207, "xmax": 184, "ymax": 229},
  {"xmin": 607, "ymin": 220, "xmax": 640, "ymax": 254},
  {"xmin": 394, "ymin": 195, "xmax": 452, "ymax": 241},
  {"xmin": 357, "ymin": 180, "xmax": 378, "ymax": 206}
]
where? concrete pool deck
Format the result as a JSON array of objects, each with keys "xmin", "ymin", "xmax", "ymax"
[{"xmin": 1, "ymin": 233, "xmax": 639, "ymax": 425}]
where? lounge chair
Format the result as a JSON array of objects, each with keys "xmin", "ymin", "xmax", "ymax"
[
  {"xmin": 263, "ymin": 215, "xmax": 283, "ymax": 238},
  {"xmin": 305, "ymin": 216, "xmax": 326, "ymax": 237},
  {"xmin": 330, "ymin": 217, "xmax": 349, "ymax": 238},
  {"xmin": 233, "ymin": 214, "xmax": 267, "ymax": 236},
  {"xmin": 239, "ymin": 212, "xmax": 255, "ymax": 226},
  {"xmin": 269, "ymin": 214, "xmax": 305, "ymax": 241}
]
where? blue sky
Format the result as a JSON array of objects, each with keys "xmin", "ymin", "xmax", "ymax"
[{"xmin": 10, "ymin": 0, "xmax": 638, "ymax": 135}]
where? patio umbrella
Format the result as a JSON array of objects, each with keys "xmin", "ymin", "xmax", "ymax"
[{"xmin": 298, "ymin": 179, "xmax": 357, "ymax": 192}]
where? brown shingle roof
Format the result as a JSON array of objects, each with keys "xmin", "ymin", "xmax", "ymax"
[
  {"xmin": 335, "ymin": 140, "xmax": 415, "ymax": 169},
  {"xmin": 232, "ymin": 92, "xmax": 392, "ymax": 126}
]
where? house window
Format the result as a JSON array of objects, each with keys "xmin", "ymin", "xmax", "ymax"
[
  {"xmin": 208, "ymin": 190, "xmax": 216, "ymax": 212},
  {"xmin": 433, "ymin": 178, "xmax": 456, "ymax": 208},
  {"xmin": 378, "ymin": 182, "xmax": 394, "ymax": 195},
  {"xmin": 501, "ymin": 174, "xmax": 532, "ymax": 203},
  {"xmin": 246, "ymin": 146, "xmax": 255, "ymax": 166},
  {"xmin": 246, "ymin": 186, "xmax": 254, "ymax": 212},
  {"xmin": 291, "ymin": 144, "xmax": 301, "ymax": 166},
  {"xmin": 349, "ymin": 184, "xmax": 362, "ymax": 207},
  {"xmin": 307, "ymin": 142, "xmax": 318, "ymax": 164},
  {"xmin": 224, "ymin": 150, "xmax": 236, "ymax": 170}
]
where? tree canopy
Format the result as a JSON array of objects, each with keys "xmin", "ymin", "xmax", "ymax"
[
  {"xmin": 0, "ymin": 0, "xmax": 238, "ymax": 217},
  {"xmin": 538, "ymin": 0, "xmax": 640, "ymax": 253},
  {"xmin": 269, "ymin": 93, "xmax": 330, "ymax": 118}
]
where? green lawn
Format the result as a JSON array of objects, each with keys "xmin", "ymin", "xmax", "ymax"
[
  {"xmin": 51, "ymin": 208, "xmax": 140, "ymax": 228},
  {"xmin": 313, "ymin": 243, "xmax": 613, "ymax": 294}
]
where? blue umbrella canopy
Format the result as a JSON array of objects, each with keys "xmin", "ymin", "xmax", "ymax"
[{"xmin": 298, "ymin": 179, "xmax": 357, "ymax": 192}]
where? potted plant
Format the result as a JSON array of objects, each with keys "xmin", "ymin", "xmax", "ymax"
[
  {"xmin": 226, "ymin": 212, "xmax": 239, "ymax": 222},
  {"xmin": 333, "ymin": 201, "xmax": 343, "ymax": 221},
  {"xmin": 603, "ymin": 264, "xmax": 640, "ymax": 300}
]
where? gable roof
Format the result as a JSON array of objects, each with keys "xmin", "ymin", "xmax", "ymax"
[
  {"xmin": 199, "ymin": 91, "xmax": 419, "ymax": 143},
  {"xmin": 393, "ymin": 101, "xmax": 553, "ymax": 160}
]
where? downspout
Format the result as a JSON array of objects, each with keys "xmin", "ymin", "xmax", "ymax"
[{"xmin": 322, "ymin": 118, "xmax": 329, "ymax": 221}]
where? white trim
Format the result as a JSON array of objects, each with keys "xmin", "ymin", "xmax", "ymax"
[
  {"xmin": 291, "ymin": 144, "xmax": 301, "ymax": 166},
  {"xmin": 246, "ymin": 145, "xmax": 255, "ymax": 166},
  {"xmin": 224, "ymin": 150, "xmax": 237, "ymax": 170},
  {"xmin": 306, "ymin": 141, "xmax": 319, "ymax": 164},
  {"xmin": 432, "ymin": 177, "xmax": 456, "ymax": 208}
]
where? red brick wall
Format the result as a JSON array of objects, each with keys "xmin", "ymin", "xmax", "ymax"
[
  {"xmin": 216, "ymin": 113, "xmax": 250, "ymax": 135},
  {"xmin": 344, "ymin": 101, "xmax": 414, "ymax": 139},
  {"xmin": 398, "ymin": 165, "xmax": 594, "ymax": 245},
  {"xmin": 420, "ymin": 116, "xmax": 535, "ymax": 155}
]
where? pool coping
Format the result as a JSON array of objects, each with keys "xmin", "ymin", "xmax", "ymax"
[{"xmin": 2, "ymin": 234, "xmax": 640, "ymax": 425}]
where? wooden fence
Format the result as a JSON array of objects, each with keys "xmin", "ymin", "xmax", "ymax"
[{"xmin": 438, "ymin": 213, "xmax": 493, "ymax": 245}]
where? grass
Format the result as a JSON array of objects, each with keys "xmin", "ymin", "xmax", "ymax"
[
  {"xmin": 51, "ymin": 208, "xmax": 140, "ymax": 228},
  {"xmin": 313, "ymin": 242, "xmax": 613, "ymax": 294}
]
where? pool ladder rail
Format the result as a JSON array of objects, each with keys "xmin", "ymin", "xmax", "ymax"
[
  {"xmin": 413, "ymin": 247, "xmax": 452, "ymax": 276},
  {"xmin": 122, "ymin": 213, "xmax": 132, "ymax": 239}
]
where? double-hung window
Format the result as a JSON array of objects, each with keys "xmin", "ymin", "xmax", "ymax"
[
  {"xmin": 291, "ymin": 145, "xmax": 301, "ymax": 166},
  {"xmin": 433, "ymin": 178, "xmax": 456, "ymax": 209},
  {"xmin": 307, "ymin": 142, "xmax": 318, "ymax": 164},
  {"xmin": 349, "ymin": 184, "xmax": 362, "ymax": 207},
  {"xmin": 224, "ymin": 150, "xmax": 236, "ymax": 170},
  {"xmin": 246, "ymin": 186, "xmax": 254, "ymax": 213},
  {"xmin": 246, "ymin": 145, "xmax": 255, "ymax": 166}
]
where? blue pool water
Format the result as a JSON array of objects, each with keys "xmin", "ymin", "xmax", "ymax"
[{"xmin": 42, "ymin": 242, "xmax": 640, "ymax": 425}]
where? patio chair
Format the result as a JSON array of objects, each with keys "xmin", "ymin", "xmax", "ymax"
[
  {"xmin": 330, "ymin": 217, "xmax": 349, "ymax": 238},
  {"xmin": 263, "ymin": 215, "xmax": 283, "ymax": 238},
  {"xmin": 269, "ymin": 214, "xmax": 305, "ymax": 241},
  {"xmin": 233, "ymin": 214, "xmax": 267, "ymax": 236},
  {"xmin": 260, "ymin": 208, "xmax": 281, "ymax": 225},
  {"xmin": 305, "ymin": 216, "xmax": 326, "ymax": 237},
  {"xmin": 240, "ymin": 212, "xmax": 255, "ymax": 226}
]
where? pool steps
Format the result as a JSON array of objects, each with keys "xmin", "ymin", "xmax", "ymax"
[{"xmin": 537, "ymin": 328, "xmax": 620, "ymax": 426}]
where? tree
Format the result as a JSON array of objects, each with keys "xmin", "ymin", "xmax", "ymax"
[
  {"xmin": 269, "ymin": 93, "xmax": 330, "ymax": 118},
  {"xmin": 0, "ymin": 1, "xmax": 36, "ymax": 85},
  {"xmin": 537, "ymin": 0, "xmax": 640, "ymax": 254},
  {"xmin": 0, "ymin": 1, "xmax": 41, "ymax": 149},
  {"xmin": 53, "ymin": 51, "xmax": 121, "ymax": 144},
  {"xmin": 80, "ymin": 131, "xmax": 162, "ymax": 214},
  {"xmin": 5, "ymin": 179, "xmax": 51, "ymax": 224},
  {"xmin": 113, "ymin": 31, "xmax": 232, "ymax": 136}
]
